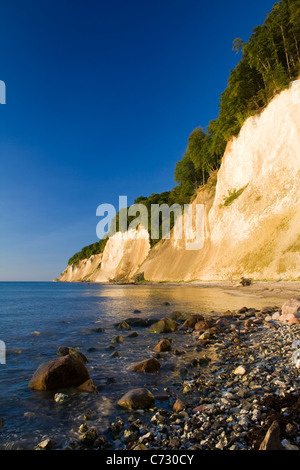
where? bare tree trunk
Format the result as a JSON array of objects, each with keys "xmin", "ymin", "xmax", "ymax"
[
  {"xmin": 280, "ymin": 24, "xmax": 292, "ymax": 77},
  {"xmin": 292, "ymin": 30, "xmax": 300, "ymax": 65}
]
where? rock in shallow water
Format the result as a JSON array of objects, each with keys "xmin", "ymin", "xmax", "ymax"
[
  {"xmin": 117, "ymin": 388, "xmax": 155, "ymax": 410},
  {"xmin": 153, "ymin": 339, "xmax": 172, "ymax": 352},
  {"xmin": 129, "ymin": 357, "xmax": 161, "ymax": 373},
  {"xmin": 28, "ymin": 354, "xmax": 90, "ymax": 391},
  {"xmin": 149, "ymin": 317, "xmax": 177, "ymax": 334}
]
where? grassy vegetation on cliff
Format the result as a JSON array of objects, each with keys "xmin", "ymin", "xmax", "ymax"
[{"xmin": 68, "ymin": 238, "xmax": 107, "ymax": 266}]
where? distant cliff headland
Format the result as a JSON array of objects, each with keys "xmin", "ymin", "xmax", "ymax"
[{"xmin": 56, "ymin": 1, "xmax": 300, "ymax": 284}]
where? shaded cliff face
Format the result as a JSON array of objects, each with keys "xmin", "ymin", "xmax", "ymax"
[
  {"xmin": 140, "ymin": 79, "xmax": 300, "ymax": 281},
  {"xmin": 57, "ymin": 79, "xmax": 300, "ymax": 282}
]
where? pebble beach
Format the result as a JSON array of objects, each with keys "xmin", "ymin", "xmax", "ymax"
[{"xmin": 29, "ymin": 296, "xmax": 300, "ymax": 452}]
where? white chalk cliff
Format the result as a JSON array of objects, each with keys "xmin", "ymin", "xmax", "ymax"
[
  {"xmin": 57, "ymin": 79, "xmax": 300, "ymax": 283},
  {"xmin": 58, "ymin": 226, "xmax": 150, "ymax": 283}
]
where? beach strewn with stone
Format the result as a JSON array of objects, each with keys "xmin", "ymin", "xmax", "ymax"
[{"xmin": 28, "ymin": 297, "xmax": 300, "ymax": 451}]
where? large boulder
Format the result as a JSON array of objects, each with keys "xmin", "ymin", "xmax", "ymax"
[
  {"xmin": 149, "ymin": 317, "xmax": 177, "ymax": 334},
  {"xmin": 29, "ymin": 354, "xmax": 90, "ymax": 391},
  {"xmin": 129, "ymin": 357, "xmax": 161, "ymax": 373},
  {"xmin": 279, "ymin": 299, "xmax": 300, "ymax": 325},
  {"xmin": 117, "ymin": 388, "xmax": 155, "ymax": 410}
]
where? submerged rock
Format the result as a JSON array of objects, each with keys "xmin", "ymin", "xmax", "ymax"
[{"xmin": 127, "ymin": 332, "xmax": 139, "ymax": 338}]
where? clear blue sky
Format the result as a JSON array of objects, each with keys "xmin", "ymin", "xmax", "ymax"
[{"xmin": 0, "ymin": 0, "xmax": 276, "ymax": 281}]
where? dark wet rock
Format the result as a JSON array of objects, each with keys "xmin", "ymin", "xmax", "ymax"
[
  {"xmin": 240, "ymin": 277, "xmax": 252, "ymax": 286},
  {"xmin": 91, "ymin": 327, "xmax": 105, "ymax": 333},
  {"xmin": 122, "ymin": 428, "xmax": 138, "ymax": 443},
  {"xmin": 196, "ymin": 339, "xmax": 210, "ymax": 348},
  {"xmin": 79, "ymin": 425, "xmax": 98, "ymax": 446},
  {"xmin": 56, "ymin": 347, "xmax": 88, "ymax": 364},
  {"xmin": 238, "ymin": 306, "xmax": 249, "ymax": 314},
  {"xmin": 154, "ymin": 352, "xmax": 163, "ymax": 359},
  {"xmin": 149, "ymin": 317, "xmax": 177, "ymax": 334},
  {"xmin": 117, "ymin": 388, "xmax": 155, "ymax": 410},
  {"xmin": 29, "ymin": 353, "xmax": 90, "ymax": 391},
  {"xmin": 115, "ymin": 321, "xmax": 131, "ymax": 330},
  {"xmin": 111, "ymin": 351, "xmax": 120, "ymax": 358},
  {"xmin": 147, "ymin": 317, "xmax": 161, "ymax": 326},
  {"xmin": 182, "ymin": 315, "xmax": 205, "ymax": 329},
  {"xmin": 215, "ymin": 317, "xmax": 232, "ymax": 329},
  {"xmin": 129, "ymin": 357, "xmax": 161, "ymax": 373},
  {"xmin": 194, "ymin": 318, "xmax": 214, "ymax": 330},
  {"xmin": 127, "ymin": 332, "xmax": 139, "ymax": 338},
  {"xmin": 167, "ymin": 311, "xmax": 186, "ymax": 321},
  {"xmin": 35, "ymin": 438, "xmax": 54, "ymax": 450},
  {"xmin": 107, "ymin": 377, "xmax": 117, "ymax": 384},
  {"xmin": 139, "ymin": 431, "xmax": 155, "ymax": 444},
  {"xmin": 259, "ymin": 421, "xmax": 283, "ymax": 450},
  {"xmin": 153, "ymin": 339, "xmax": 172, "ymax": 352},
  {"xmin": 133, "ymin": 309, "xmax": 141, "ymax": 313},
  {"xmin": 77, "ymin": 379, "xmax": 98, "ymax": 393},
  {"xmin": 155, "ymin": 393, "xmax": 170, "ymax": 402},
  {"xmin": 125, "ymin": 318, "xmax": 148, "ymax": 327},
  {"xmin": 111, "ymin": 336, "xmax": 124, "ymax": 343},
  {"xmin": 173, "ymin": 398, "xmax": 186, "ymax": 412},
  {"xmin": 110, "ymin": 418, "xmax": 124, "ymax": 438},
  {"xmin": 173, "ymin": 348, "xmax": 186, "ymax": 356},
  {"xmin": 87, "ymin": 347, "xmax": 100, "ymax": 353}
]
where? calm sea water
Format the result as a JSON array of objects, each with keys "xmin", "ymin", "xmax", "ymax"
[{"xmin": 0, "ymin": 281, "xmax": 284, "ymax": 449}]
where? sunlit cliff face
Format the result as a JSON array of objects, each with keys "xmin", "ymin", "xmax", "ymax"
[
  {"xmin": 140, "ymin": 79, "xmax": 300, "ymax": 282},
  {"xmin": 58, "ymin": 80, "xmax": 300, "ymax": 283},
  {"xmin": 93, "ymin": 227, "xmax": 150, "ymax": 282}
]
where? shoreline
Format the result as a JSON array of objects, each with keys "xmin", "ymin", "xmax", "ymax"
[
  {"xmin": 55, "ymin": 279, "xmax": 300, "ymax": 301},
  {"xmin": 98, "ymin": 303, "xmax": 300, "ymax": 451},
  {"xmin": 23, "ymin": 295, "xmax": 300, "ymax": 451}
]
